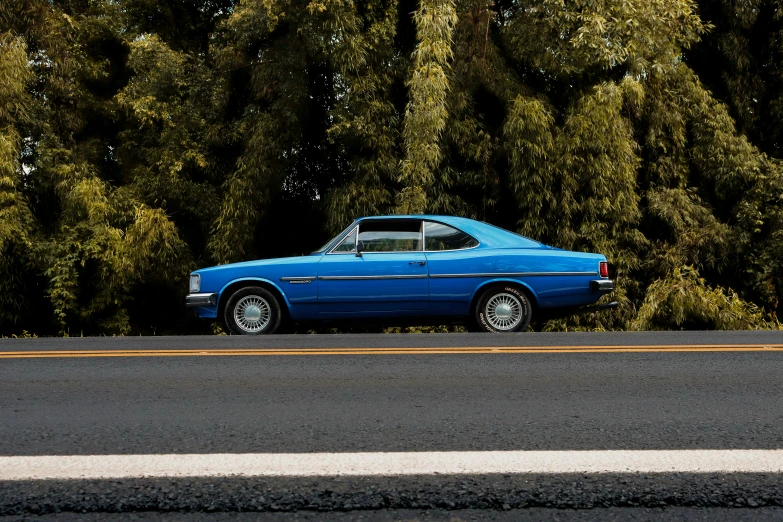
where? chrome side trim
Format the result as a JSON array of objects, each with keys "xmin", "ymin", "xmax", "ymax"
[
  {"xmin": 347, "ymin": 251, "xmax": 425, "ymax": 255},
  {"xmin": 318, "ymin": 274, "xmax": 429, "ymax": 281},
  {"xmin": 430, "ymin": 271, "xmax": 598, "ymax": 279},
  {"xmin": 280, "ymin": 276, "xmax": 316, "ymax": 282}
]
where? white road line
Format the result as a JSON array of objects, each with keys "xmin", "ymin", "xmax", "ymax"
[{"xmin": 2, "ymin": 450, "xmax": 782, "ymax": 480}]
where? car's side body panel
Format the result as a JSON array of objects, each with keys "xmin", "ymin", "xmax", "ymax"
[
  {"xmin": 316, "ymin": 252, "xmax": 429, "ymax": 314},
  {"xmin": 426, "ymin": 248, "xmax": 603, "ymax": 315},
  {"xmin": 193, "ymin": 256, "xmax": 319, "ymax": 320}
]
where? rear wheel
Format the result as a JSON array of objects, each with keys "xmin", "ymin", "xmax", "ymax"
[
  {"xmin": 224, "ymin": 286, "xmax": 282, "ymax": 335},
  {"xmin": 474, "ymin": 285, "xmax": 532, "ymax": 333}
]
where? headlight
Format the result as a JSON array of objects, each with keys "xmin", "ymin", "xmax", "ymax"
[{"xmin": 189, "ymin": 274, "xmax": 201, "ymax": 293}]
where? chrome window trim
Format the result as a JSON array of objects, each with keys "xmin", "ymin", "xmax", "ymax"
[
  {"xmin": 429, "ymin": 271, "xmax": 598, "ymax": 279},
  {"xmin": 327, "ymin": 225, "xmax": 360, "ymax": 255},
  {"xmin": 423, "ymin": 245, "xmax": 480, "ymax": 253},
  {"xmin": 313, "ymin": 222, "xmax": 356, "ymax": 254},
  {"xmin": 421, "ymin": 219, "xmax": 425, "ymax": 251},
  {"xmin": 422, "ymin": 220, "xmax": 481, "ymax": 253},
  {"xmin": 328, "ymin": 220, "xmax": 425, "ymax": 254},
  {"xmin": 326, "ymin": 219, "xmax": 483, "ymax": 254},
  {"xmin": 318, "ymin": 274, "xmax": 428, "ymax": 280}
]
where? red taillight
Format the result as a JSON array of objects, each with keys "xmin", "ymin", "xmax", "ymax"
[{"xmin": 599, "ymin": 261, "xmax": 609, "ymax": 278}]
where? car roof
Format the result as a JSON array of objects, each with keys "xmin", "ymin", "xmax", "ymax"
[{"xmin": 356, "ymin": 215, "xmax": 545, "ymax": 249}]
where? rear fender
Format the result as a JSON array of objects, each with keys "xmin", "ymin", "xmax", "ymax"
[{"xmin": 469, "ymin": 278, "xmax": 540, "ymax": 310}]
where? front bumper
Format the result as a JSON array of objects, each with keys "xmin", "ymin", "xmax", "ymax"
[
  {"xmin": 591, "ymin": 279, "xmax": 615, "ymax": 292},
  {"xmin": 185, "ymin": 293, "xmax": 218, "ymax": 307}
]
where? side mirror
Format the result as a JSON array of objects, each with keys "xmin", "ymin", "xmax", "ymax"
[{"xmin": 355, "ymin": 241, "xmax": 364, "ymax": 257}]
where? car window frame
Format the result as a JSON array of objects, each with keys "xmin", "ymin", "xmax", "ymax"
[
  {"xmin": 326, "ymin": 219, "xmax": 481, "ymax": 254},
  {"xmin": 327, "ymin": 219, "xmax": 426, "ymax": 254},
  {"xmin": 422, "ymin": 220, "xmax": 480, "ymax": 252},
  {"xmin": 311, "ymin": 221, "xmax": 357, "ymax": 254},
  {"xmin": 327, "ymin": 224, "xmax": 360, "ymax": 254}
]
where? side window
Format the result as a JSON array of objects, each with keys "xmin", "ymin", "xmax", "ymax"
[
  {"xmin": 357, "ymin": 220, "xmax": 423, "ymax": 252},
  {"xmin": 424, "ymin": 221, "xmax": 478, "ymax": 251},
  {"xmin": 331, "ymin": 227, "xmax": 357, "ymax": 253}
]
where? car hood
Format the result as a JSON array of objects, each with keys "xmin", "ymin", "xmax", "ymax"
[{"xmin": 194, "ymin": 255, "xmax": 318, "ymax": 275}]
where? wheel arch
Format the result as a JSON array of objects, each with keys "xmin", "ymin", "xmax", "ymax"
[
  {"xmin": 469, "ymin": 279, "xmax": 539, "ymax": 317},
  {"xmin": 218, "ymin": 278, "xmax": 291, "ymax": 320}
]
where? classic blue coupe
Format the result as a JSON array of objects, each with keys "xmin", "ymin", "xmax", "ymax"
[{"xmin": 186, "ymin": 215, "xmax": 616, "ymax": 334}]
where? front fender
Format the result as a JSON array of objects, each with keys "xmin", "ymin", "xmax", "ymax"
[{"xmin": 218, "ymin": 277, "xmax": 293, "ymax": 312}]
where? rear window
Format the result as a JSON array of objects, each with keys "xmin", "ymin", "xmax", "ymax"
[{"xmin": 424, "ymin": 222, "xmax": 479, "ymax": 251}]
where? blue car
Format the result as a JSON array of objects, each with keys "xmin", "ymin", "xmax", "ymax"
[{"xmin": 186, "ymin": 215, "xmax": 616, "ymax": 334}]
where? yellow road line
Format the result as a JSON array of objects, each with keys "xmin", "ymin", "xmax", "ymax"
[{"xmin": 1, "ymin": 344, "xmax": 782, "ymax": 358}]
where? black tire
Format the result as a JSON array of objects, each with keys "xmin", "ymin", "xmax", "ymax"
[
  {"xmin": 224, "ymin": 286, "xmax": 282, "ymax": 335},
  {"xmin": 474, "ymin": 285, "xmax": 532, "ymax": 333},
  {"xmin": 463, "ymin": 315, "xmax": 483, "ymax": 332}
]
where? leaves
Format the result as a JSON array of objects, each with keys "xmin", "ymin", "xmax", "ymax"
[
  {"xmin": 398, "ymin": 0, "xmax": 458, "ymax": 213},
  {"xmin": 630, "ymin": 266, "xmax": 779, "ymax": 330},
  {"xmin": 0, "ymin": 0, "xmax": 781, "ymax": 334}
]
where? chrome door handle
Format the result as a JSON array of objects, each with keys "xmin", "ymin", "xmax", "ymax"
[{"xmin": 409, "ymin": 261, "xmax": 426, "ymax": 266}]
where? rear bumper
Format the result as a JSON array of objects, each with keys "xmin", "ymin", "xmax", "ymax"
[
  {"xmin": 185, "ymin": 293, "xmax": 218, "ymax": 307},
  {"xmin": 535, "ymin": 300, "xmax": 618, "ymax": 321},
  {"xmin": 591, "ymin": 279, "xmax": 615, "ymax": 292}
]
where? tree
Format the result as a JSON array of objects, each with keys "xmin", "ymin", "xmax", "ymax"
[{"xmin": 0, "ymin": 0, "xmax": 780, "ymax": 335}]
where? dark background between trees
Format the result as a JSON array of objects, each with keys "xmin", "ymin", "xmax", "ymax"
[{"xmin": 1, "ymin": 0, "xmax": 782, "ymax": 336}]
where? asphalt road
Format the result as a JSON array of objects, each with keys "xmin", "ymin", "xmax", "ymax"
[
  {"xmin": 1, "ymin": 331, "xmax": 782, "ymax": 519},
  {"xmin": 2, "ymin": 330, "xmax": 781, "ymax": 350}
]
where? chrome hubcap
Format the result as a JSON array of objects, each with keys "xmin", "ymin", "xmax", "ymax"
[
  {"xmin": 234, "ymin": 295, "xmax": 271, "ymax": 333},
  {"xmin": 495, "ymin": 303, "xmax": 513, "ymax": 320},
  {"xmin": 485, "ymin": 293, "xmax": 523, "ymax": 331},
  {"xmin": 244, "ymin": 305, "xmax": 262, "ymax": 322}
]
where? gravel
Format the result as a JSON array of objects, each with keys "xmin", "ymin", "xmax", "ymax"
[{"xmin": 2, "ymin": 473, "xmax": 783, "ymax": 516}]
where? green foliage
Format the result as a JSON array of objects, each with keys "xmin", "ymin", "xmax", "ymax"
[
  {"xmin": 0, "ymin": 0, "xmax": 782, "ymax": 335},
  {"xmin": 687, "ymin": 0, "xmax": 783, "ymax": 158},
  {"xmin": 504, "ymin": 0, "xmax": 707, "ymax": 76},
  {"xmin": 0, "ymin": 32, "xmax": 35, "ymax": 327},
  {"xmin": 398, "ymin": 0, "xmax": 458, "ymax": 214},
  {"xmin": 630, "ymin": 266, "xmax": 779, "ymax": 330},
  {"xmin": 325, "ymin": 0, "xmax": 402, "ymax": 230}
]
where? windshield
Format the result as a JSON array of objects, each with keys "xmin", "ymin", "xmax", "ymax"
[{"xmin": 311, "ymin": 222, "xmax": 356, "ymax": 254}]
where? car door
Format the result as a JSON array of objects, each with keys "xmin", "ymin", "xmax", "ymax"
[
  {"xmin": 423, "ymin": 220, "xmax": 484, "ymax": 316},
  {"xmin": 317, "ymin": 219, "xmax": 429, "ymax": 314}
]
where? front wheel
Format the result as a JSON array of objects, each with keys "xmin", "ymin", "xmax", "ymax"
[
  {"xmin": 224, "ymin": 286, "xmax": 282, "ymax": 335},
  {"xmin": 474, "ymin": 285, "xmax": 532, "ymax": 333}
]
